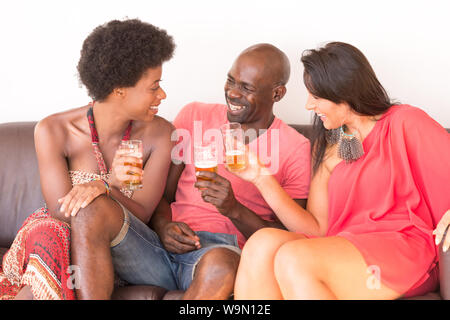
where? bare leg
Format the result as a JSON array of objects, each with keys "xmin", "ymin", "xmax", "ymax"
[
  {"xmin": 14, "ymin": 285, "xmax": 34, "ymax": 300},
  {"xmin": 234, "ymin": 228, "xmax": 306, "ymax": 300},
  {"xmin": 183, "ymin": 248, "xmax": 240, "ymax": 300},
  {"xmin": 70, "ymin": 195, "xmax": 124, "ymax": 300},
  {"xmin": 274, "ymin": 236, "xmax": 401, "ymax": 300}
]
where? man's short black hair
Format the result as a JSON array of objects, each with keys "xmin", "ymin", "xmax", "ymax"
[{"xmin": 77, "ymin": 19, "xmax": 175, "ymax": 101}]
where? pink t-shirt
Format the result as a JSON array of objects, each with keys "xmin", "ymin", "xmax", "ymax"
[{"xmin": 171, "ymin": 102, "xmax": 311, "ymax": 248}]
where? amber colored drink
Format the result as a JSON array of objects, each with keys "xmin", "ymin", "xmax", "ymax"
[
  {"xmin": 220, "ymin": 122, "xmax": 246, "ymax": 173},
  {"xmin": 195, "ymin": 161, "xmax": 218, "ymax": 182},
  {"xmin": 119, "ymin": 140, "xmax": 143, "ymax": 190},
  {"xmin": 225, "ymin": 150, "xmax": 246, "ymax": 172},
  {"xmin": 123, "ymin": 161, "xmax": 143, "ymax": 189}
]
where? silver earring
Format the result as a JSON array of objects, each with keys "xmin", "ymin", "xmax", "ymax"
[
  {"xmin": 326, "ymin": 125, "xmax": 364, "ymax": 163},
  {"xmin": 337, "ymin": 126, "xmax": 364, "ymax": 162}
]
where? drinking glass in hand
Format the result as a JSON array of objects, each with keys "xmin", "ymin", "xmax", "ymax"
[
  {"xmin": 194, "ymin": 143, "xmax": 218, "ymax": 184},
  {"xmin": 119, "ymin": 140, "xmax": 143, "ymax": 190},
  {"xmin": 221, "ymin": 122, "xmax": 246, "ymax": 172}
]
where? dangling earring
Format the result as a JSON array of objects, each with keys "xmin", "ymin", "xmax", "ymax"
[
  {"xmin": 325, "ymin": 127, "xmax": 341, "ymax": 145},
  {"xmin": 337, "ymin": 125, "xmax": 364, "ymax": 162},
  {"xmin": 326, "ymin": 125, "xmax": 364, "ymax": 163}
]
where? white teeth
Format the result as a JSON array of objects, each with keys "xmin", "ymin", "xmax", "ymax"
[
  {"xmin": 229, "ymin": 104, "xmax": 245, "ymax": 111},
  {"xmin": 149, "ymin": 106, "xmax": 158, "ymax": 110}
]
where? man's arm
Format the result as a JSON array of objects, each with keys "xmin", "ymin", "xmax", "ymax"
[
  {"xmin": 149, "ymin": 162, "xmax": 201, "ymax": 253},
  {"xmin": 149, "ymin": 161, "xmax": 184, "ymax": 231}
]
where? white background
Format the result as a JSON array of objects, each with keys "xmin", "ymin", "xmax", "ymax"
[{"xmin": 1, "ymin": 0, "xmax": 449, "ymax": 127}]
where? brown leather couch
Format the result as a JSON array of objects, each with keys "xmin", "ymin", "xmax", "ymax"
[{"xmin": 0, "ymin": 121, "xmax": 449, "ymax": 300}]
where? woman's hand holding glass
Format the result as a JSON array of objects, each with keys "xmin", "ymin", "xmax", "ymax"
[
  {"xmin": 108, "ymin": 144, "xmax": 144, "ymax": 191},
  {"xmin": 58, "ymin": 141, "xmax": 143, "ymax": 218},
  {"xmin": 224, "ymin": 139, "xmax": 271, "ymax": 186}
]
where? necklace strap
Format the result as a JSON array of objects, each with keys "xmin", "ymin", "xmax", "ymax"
[
  {"xmin": 86, "ymin": 101, "xmax": 133, "ymax": 174},
  {"xmin": 86, "ymin": 102, "xmax": 133, "ymax": 142}
]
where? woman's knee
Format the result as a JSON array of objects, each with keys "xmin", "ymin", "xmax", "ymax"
[
  {"xmin": 241, "ymin": 228, "xmax": 286, "ymax": 262},
  {"xmin": 274, "ymin": 240, "xmax": 316, "ymax": 281}
]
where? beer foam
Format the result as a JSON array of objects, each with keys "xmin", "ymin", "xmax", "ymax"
[
  {"xmin": 195, "ymin": 160, "xmax": 218, "ymax": 168},
  {"xmin": 225, "ymin": 150, "xmax": 244, "ymax": 156},
  {"xmin": 125, "ymin": 152, "xmax": 142, "ymax": 158}
]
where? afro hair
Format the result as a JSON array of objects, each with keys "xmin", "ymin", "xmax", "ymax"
[{"xmin": 77, "ymin": 19, "xmax": 175, "ymax": 101}]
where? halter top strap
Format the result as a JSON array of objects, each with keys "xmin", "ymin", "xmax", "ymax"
[{"xmin": 86, "ymin": 102, "xmax": 133, "ymax": 175}]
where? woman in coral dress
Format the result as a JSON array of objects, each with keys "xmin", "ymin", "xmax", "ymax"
[{"xmin": 228, "ymin": 42, "xmax": 450, "ymax": 299}]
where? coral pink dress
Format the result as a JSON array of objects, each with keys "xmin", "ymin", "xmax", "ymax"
[{"xmin": 327, "ymin": 105, "xmax": 450, "ymax": 297}]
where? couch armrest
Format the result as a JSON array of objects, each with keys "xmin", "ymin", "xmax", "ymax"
[{"xmin": 440, "ymin": 228, "xmax": 450, "ymax": 300}]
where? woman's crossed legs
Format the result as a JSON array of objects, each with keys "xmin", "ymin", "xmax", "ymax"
[{"xmin": 234, "ymin": 228, "xmax": 400, "ymax": 300}]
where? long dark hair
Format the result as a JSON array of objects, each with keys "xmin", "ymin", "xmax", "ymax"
[{"xmin": 301, "ymin": 42, "xmax": 394, "ymax": 175}]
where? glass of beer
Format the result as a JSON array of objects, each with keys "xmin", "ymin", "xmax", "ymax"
[
  {"xmin": 119, "ymin": 140, "xmax": 143, "ymax": 190},
  {"xmin": 194, "ymin": 143, "xmax": 218, "ymax": 184},
  {"xmin": 221, "ymin": 122, "xmax": 246, "ymax": 172}
]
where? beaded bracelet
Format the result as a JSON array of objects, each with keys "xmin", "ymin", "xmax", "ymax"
[
  {"xmin": 100, "ymin": 179, "xmax": 111, "ymax": 197},
  {"xmin": 88, "ymin": 177, "xmax": 111, "ymax": 197}
]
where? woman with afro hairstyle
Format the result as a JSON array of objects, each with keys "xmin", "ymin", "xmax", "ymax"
[{"xmin": 0, "ymin": 19, "xmax": 176, "ymax": 300}]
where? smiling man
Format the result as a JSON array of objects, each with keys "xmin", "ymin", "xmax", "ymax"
[{"xmin": 117, "ymin": 44, "xmax": 312, "ymax": 299}]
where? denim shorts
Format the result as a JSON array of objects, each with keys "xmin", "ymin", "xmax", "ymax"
[{"xmin": 109, "ymin": 205, "xmax": 241, "ymax": 291}]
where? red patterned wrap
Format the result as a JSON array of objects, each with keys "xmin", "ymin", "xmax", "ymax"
[{"xmin": 0, "ymin": 207, "xmax": 75, "ymax": 300}]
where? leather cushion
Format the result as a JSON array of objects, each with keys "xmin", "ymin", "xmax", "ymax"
[
  {"xmin": 0, "ymin": 122, "xmax": 44, "ymax": 248},
  {"xmin": 439, "ymin": 229, "xmax": 450, "ymax": 299},
  {"xmin": 0, "ymin": 247, "xmax": 9, "ymax": 267}
]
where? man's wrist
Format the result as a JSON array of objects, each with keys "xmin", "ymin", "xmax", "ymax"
[
  {"xmin": 152, "ymin": 215, "xmax": 170, "ymax": 236},
  {"xmin": 227, "ymin": 201, "xmax": 244, "ymax": 221}
]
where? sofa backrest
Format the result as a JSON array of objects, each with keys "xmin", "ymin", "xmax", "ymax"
[
  {"xmin": 0, "ymin": 122, "xmax": 316, "ymax": 247},
  {"xmin": 0, "ymin": 122, "xmax": 44, "ymax": 247},
  {"xmin": 0, "ymin": 121, "xmax": 449, "ymax": 248}
]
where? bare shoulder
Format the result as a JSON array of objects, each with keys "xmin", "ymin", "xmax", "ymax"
[
  {"xmin": 138, "ymin": 115, "xmax": 176, "ymax": 146},
  {"xmin": 34, "ymin": 106, "xmax": 89, "ymax": 149},
  {"xmin": 35, "ymin": 112, "xmax": 65, "ymax": 142},
  {"xmin": 150, "ymin": 115, "xmax": 176, "ymax": 135}
]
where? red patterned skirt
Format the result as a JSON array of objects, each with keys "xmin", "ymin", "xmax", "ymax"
[{"xmin": 0, "ymin": 207, "xmax": 76, "ymax": 300}]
